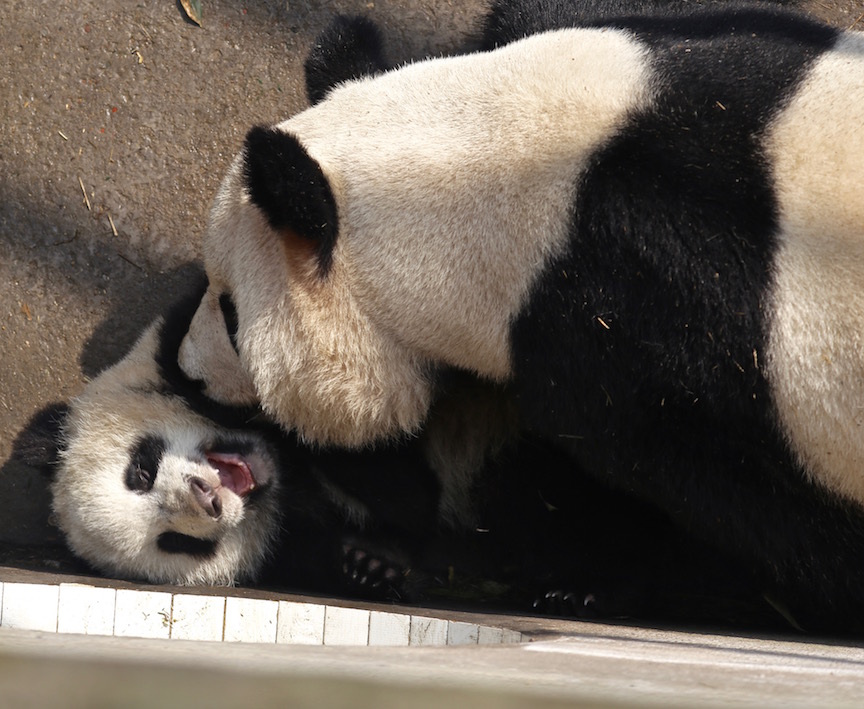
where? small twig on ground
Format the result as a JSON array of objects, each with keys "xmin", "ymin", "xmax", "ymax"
[{"xmin": 77, "ymin": 177, "xmax": 91, "ymax": 211}]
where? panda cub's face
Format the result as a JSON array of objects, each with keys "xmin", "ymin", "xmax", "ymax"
[{"xmin": 53, "ymin": 321, "xmax": 281, "ymax": 586}]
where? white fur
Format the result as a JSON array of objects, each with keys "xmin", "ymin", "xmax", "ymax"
[
  {"xmin": 54, "ymin": 322, "xmax": 281, "ymax": 585},
  {"xmin": 196, "ymin": 28, "xmax": 655, "ymax": 447},
  {"xmin": 765, "ymin": 31, "xmax": 864, "ymax": 505}
]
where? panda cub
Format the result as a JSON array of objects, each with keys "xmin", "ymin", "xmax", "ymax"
[{"xmin": 178, "ymin": 3, "xmax": 864, "ymax": 632}]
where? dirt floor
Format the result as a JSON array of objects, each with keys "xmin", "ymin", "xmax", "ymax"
[{"xmin": 1, "ymin": 0, "xmax": 861, "ymax": 559}]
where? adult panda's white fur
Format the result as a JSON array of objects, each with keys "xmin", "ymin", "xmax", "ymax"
[
  {"xmin": 178, "ymin": 4, "xmax": 864, "ymax": 631},
  {"xmin": 765, "ymin": 31, "xmax": 864, "ymax": 504}
]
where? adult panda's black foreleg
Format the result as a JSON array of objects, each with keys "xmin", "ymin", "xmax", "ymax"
[
  {"xmin": 263, "ymin": 435, "xmax": 441, "ymax": 602},
  {"xmin": 474, "ymin": 439, "xmax": 779, "ymax": 627}
]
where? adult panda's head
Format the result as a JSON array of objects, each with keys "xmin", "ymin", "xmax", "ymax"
[
  {"xmin": 27, "ymin": 286, "xmax": 283, "ymax": 586},
  {"xmin": 180, "ymin": 24, "xmax": 651, "ymax": 448}
]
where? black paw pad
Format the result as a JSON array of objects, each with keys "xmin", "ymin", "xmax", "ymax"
[
  {"xmin": 341, "ymin": 543, "xmax": 406, "ymax": 601},
  {"xmin": 533, "ymin": 589, "xmax": 601, "ymax": 619}
]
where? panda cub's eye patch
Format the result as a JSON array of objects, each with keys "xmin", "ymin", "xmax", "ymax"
[
  {"xmin": 125, "ymin": 435, "xmax": 166, "ymax": 493},
  {"xmin": 157, "ymin": 532, "xmax": 217, "ymax": 558}
]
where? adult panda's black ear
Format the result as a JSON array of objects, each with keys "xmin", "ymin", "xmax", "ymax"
[
  {"xmin": 10, "ymin": 403, "xmax": 70, "ymax": 478},
  {"xmin": 304, "ymin": 15, "xmax": 389, "ymax": 106},
  {"xmin": 244, "ymin": 126, "xmax": 339, "ymax": 274}
]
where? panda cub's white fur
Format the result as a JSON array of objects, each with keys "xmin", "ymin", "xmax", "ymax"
[
  {"xmin": 192, "ymin": 27, "xmax": 654, "ymax": 447},
  {"xmin": 54, "ymin": 322, "xmax": 281, "ymax": 586}
]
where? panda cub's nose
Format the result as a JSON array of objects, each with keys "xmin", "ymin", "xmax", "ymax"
[{"xmin": 190, "ymin": 477, "xmax": 223, "ymax": 519}]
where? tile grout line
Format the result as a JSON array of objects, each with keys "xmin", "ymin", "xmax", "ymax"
[
  {"xmin": 365, "ymin": 608, "xmax": 371, "ymax": 646},
  {"xmin": 111, "ymin": 586, "xmax": 119, "ymax": 638},
  {"xmin": 321, "ymin": 604, "xmax": 328, "ymax": 645},
  {"xmin": 221, "ymin": 593, "xmax": 227, "ymax": 642},
  {"xmin": 168, "ymin": 592, "xmax": 175, "ymax": 640},
  {"xmin": 54, "ymin": 582, "xmax": 60, "ymax": 634}
]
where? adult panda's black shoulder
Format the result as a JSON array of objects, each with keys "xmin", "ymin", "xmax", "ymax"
[{"xmin": 479, "ymin": 0, "xmax": 800, "ymax": 48}]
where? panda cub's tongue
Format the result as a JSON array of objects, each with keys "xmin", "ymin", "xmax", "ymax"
[{"xmin": 206, "ymin": 452, "xmax": 256, "ymax": 497}]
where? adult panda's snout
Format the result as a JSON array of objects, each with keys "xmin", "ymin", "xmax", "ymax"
[{"xmin": 190, "ymin": 476, "xmax": 223, "ymax": 519}]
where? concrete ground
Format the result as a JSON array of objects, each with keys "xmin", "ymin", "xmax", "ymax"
[{"xmin": 2, "ymin": 0, "xmax": 864, "ymax": 706}]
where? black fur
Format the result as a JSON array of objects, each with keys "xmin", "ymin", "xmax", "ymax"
[
  {"xmin": 125, "ymin": 435, "xmax": 166, "ymax": 493},
  {"xmin": 243, "ymin": 126, "xmax": 339, "ymax": 275},
  {"xmin": 265, "ymin": 434, "xmax": 444, "ymax": 601},
  {"xmin": 304, "ymin": 15, "xmax": 390, "ymax": 106},
  {"xmin": 218, "ymin": 292, "xmax": 240, "ymax": 354},
  {"xmin": 480, "ymin": 0, "xmax": 796, "ymax": 48},
  {"xmin": 157, "ymin": 532, "xmax": 217, "ymax": 558},
  {"xmin": 9, "ymin": 403, "xmax": 69, "ymax": 477},
  {"xmin": 153, "ymin": 278, "xmax": 269, "ymax": 432}
]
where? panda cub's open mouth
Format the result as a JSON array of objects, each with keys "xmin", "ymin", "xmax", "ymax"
[
  {"xmin": 205, "ymin": 450, "xmax": 257, "ymax": 497},
  {"xmin": 155, "ymin": 440, "xmax": 274, "ymax": 560}
]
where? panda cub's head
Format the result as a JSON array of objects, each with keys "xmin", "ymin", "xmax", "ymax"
[{"xmin": 49, "ymin": 290, "xmax": 283, "ymax": 586}]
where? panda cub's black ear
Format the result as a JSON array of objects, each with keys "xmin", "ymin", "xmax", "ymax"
[
  {"xmin": 10, "ymin": 403, "xmax": 70, "ymax": 478},
  {"xmin": 243, "ymin": 126, "xmax": 339, "ymax": 273},
  {"xmin": 304, "ymin": 15, "xmax": 389, "ymax": 106}
]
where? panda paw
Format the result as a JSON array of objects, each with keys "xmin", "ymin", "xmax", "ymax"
[
  {"xmin": 533, "ymin": 588, "xmax": 603, "ymax": 619},
  {"xmin": 340, "ymin": 541, "xmax": 408, "ymax": 602}
]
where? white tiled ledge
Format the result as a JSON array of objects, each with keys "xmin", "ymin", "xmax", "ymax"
[{"xmin": 0, "ymin": 580, "xmax": 523, "ymax": 646}]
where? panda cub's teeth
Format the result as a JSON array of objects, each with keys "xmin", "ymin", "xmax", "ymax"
[{"xmin": 206, "ymin": 451, "xmax": 256, "ymax": 497}]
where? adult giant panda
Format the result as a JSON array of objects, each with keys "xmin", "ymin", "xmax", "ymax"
[{"xmin": 175, "ymin": 2, "xmax": 864, "ymax": 632}]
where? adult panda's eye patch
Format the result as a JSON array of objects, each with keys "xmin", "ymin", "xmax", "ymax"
[
  {"xmin": 125, "ymin": 435, "xmax": 166, "ymax": 492},
  {"xmin": 218, "ymin": 292, "xmax": 240, "ymax": 354},
  {"xmin": 157, "ymin": 532, "xmax": 217, "ymax": 558}
]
